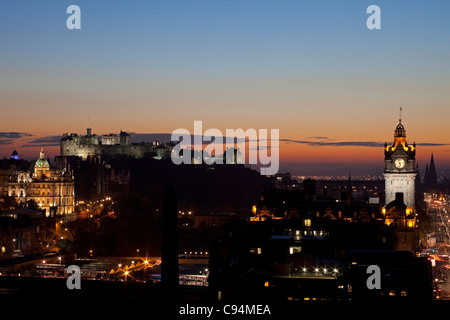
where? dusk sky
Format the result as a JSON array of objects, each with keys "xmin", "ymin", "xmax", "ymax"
[{"xmin": 1, "ymin": 1, "xmax": 450, "ymax": 176}]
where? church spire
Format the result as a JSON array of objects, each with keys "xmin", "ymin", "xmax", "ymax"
[
  {"xmin": 428, "ymin": 153, "xmax": 437, "ymax": 188},
  {"xmin": 430, "ymin": 152, "xmax": 435, "ymax": 168}
]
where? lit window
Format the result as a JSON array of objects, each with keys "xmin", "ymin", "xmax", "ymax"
[
  {"xmin": 250, "ymin": 247, "xmax": 262, "ymax": 255},
  {"xmin": 304, "ymin": 219, "xmax": 311, "ymax": 227},
  {"xmin": 289, "ymin": 246, "xmax": 301, "ymax": 254}
]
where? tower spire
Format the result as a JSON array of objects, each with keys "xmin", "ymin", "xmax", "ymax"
[
  {"xmin": 384, "ymin": 111, "xmax": 416, "ymax": 213},
  {"xmin": 399, "ymin": 106, "xmax": 402, "ymax": 123},
  {"xmin": 428, "ymin": 153, "xmax": 437, "ymax": 188}
]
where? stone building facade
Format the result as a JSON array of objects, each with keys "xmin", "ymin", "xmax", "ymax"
[
  {"xmin": 383, "ymin": 119, "xmax": 416, "ymax": 212},
  {"xmin": 7, "ymin": 149, "xmax": 75, "ymax": 217},
  {"xmin": 60, "ymin": 128, "xmax": 172, "ymax": 160}
]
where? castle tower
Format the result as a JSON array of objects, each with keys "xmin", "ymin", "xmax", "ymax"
[{"xmin": 383, "ymin": 117, "xmax": 416, "ymax": 212}]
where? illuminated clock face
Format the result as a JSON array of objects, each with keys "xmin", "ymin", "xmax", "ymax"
[{"xmin": 394, "ymin": 159, "xmax": 405, "ymax": 169}]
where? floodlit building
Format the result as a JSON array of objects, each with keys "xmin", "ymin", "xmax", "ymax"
[
  {"xmin": 60, "ymin": 128, "xmax": 172, "ymax": 160},
  {"xmin": 7, "ymin": 149, "xmax": 75, "ymax": 217},
  {"xmin": 383, "ymin": 118, "xmax": 416, "ymax": 212}
]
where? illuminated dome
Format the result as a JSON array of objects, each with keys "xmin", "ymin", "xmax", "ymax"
[
  {"xmin": 11, "ymin": 150, "xmax": 19, "ymax": 160},
  {"xmin": 35, "ymin": 148, "xmax": 49, "ymax": 168}
]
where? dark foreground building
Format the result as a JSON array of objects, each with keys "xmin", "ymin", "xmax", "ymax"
[{"xmin": 208, "ymin": 218, "xmax": 433, "ymax": 302}]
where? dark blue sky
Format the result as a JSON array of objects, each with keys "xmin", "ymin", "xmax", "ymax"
[{"xmin": 1, "ymin": 1, "xmax": 450, "ymax": 174}]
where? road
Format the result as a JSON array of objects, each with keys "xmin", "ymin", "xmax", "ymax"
[{"xmin": 425, "ymin": 195, "xmax": 450, "ymax": 299}]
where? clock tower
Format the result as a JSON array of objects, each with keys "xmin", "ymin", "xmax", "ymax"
[{"xmin": 383, "ymin": 118, "xmax": 416, "ymax": 212}]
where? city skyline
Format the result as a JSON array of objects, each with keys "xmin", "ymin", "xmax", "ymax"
[
  {"xmin": 1, "ymin": 1, "xmax": 450, "ymax": 305},
  {"xmin": 1, "ymin": 1, "xmax": 450, "ymax": 175},
  {"xmin": 1, "ymin": 121, "xmax": 448, "ymax": 177}
]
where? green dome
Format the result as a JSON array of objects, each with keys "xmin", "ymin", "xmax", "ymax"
[
  {"xmin": 35, "ymin": 158, "xmax": 49, "ymax": 167},
  {"xmin": 35, "ymin": 148, "xmax": 49, "ymax": 167}
]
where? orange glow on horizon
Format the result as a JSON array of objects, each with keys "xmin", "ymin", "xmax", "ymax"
[{"xmin": 3, "ymin": 138, "xmax": 449, "ymax": 167}]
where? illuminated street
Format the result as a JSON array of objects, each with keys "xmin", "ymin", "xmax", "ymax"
[{"xmin": 424, "ymin": 193, "xmax": 450, "ymax": 299}]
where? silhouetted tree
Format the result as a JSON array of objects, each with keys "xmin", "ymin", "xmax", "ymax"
[
  {"xmin": 26, "ymin": 199, "xmax": 39, "ymax": 211},
  {"xmin": 0, "ymin": 195, "xmax": 17, "ymax": 210}
]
